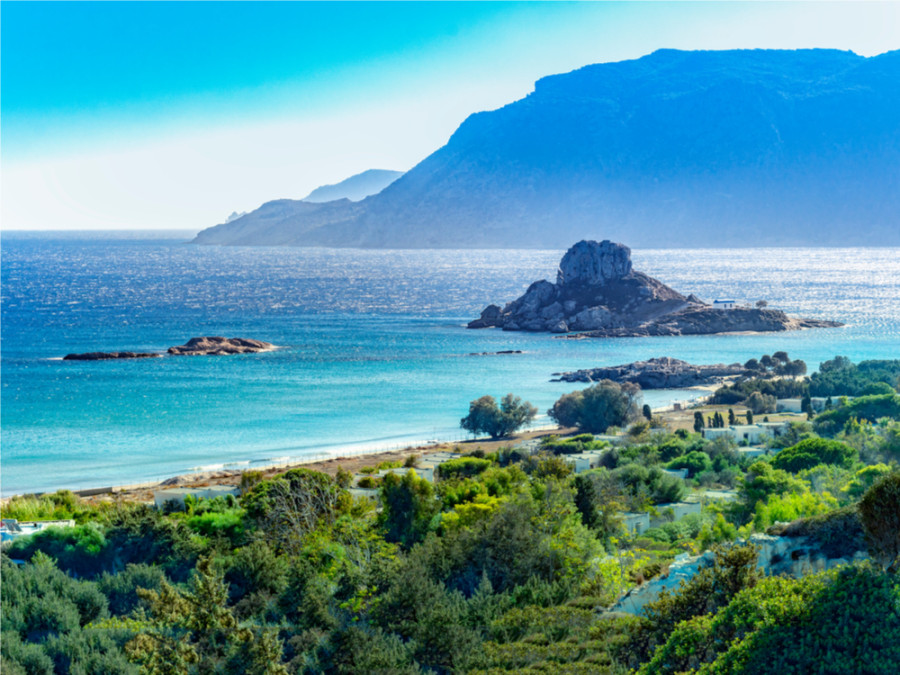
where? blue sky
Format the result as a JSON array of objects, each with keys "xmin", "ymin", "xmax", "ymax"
[{"xmin": 2, "ymin": 1, "xmax": 897, "ymax": 230}]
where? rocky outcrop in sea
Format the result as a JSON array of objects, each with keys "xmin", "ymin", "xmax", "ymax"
[
  {"xmin": 63, "ymin": 352, "xmax": 162, "ymax": 361},
  {"xmin": 552, "ymin": 357, "xmax": 747, "ymax": 388},
  {"xmin": 167, "ymin": 337, "xmax": 274, "ymax": 355},
  {"xmin": 469, "ymin": 240, "xmax": 843, "ymax": 337},
  {"xmin": 64, "ymin": 338, "xmax": 273, "ymax": 361}
]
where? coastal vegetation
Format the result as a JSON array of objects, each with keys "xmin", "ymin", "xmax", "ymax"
[
  {"xmin": 548, "ymin": 380, "xmax": 641, "ymax": 433},
  {"xmin": 3, "ymin": 355, "xmax": 900, "ymax": 674},
  {"xmin": 460, "ymin": 394, "xmax": 538, "ymax": 439}
]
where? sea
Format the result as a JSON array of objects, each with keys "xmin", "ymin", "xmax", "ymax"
[{"xmin": 2, "ymin": 231, "xmax": 898, "ymax": 496}]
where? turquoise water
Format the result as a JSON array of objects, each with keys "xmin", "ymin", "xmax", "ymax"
[{"xmin": 2, "ymin": 232, "xmax": 898, "ymax": 495}]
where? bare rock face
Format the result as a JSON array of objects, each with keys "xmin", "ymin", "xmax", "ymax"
[
  {"xmin": 469, "ymin": 239, "xmax": 843, "ymax": 337},
  {"xmin": 557, "ymin": 240, "xmax": 632, "ymax": 286},
  {"xmin": 468, "ymin": 239, "xmax": 688, "ymax": 333},
  {"xmin": 63, "ymin": 351, "xmax": 162, "ymax": 361},
  {"xmin": 168, "ymin": 337, "xmax": 274, "ymax": 356}
]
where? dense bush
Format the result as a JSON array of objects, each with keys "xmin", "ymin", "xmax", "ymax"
[
  {"xmin": 771, "ymin": 437, "xmax": 857, "ymax": 473},
  {"xmin": 439, "ymin": 457, "xmax": 493, "ymax": 480},
  {"xmin": 810, "ymin": 357, "xmax": 900, "ymax": 397},
  {"xmin": 639, "ymin": 565, "xmax": 900, "ymax": 674},
  {"xmin": 858, "ymin": 472, "xmax": 900, "ymax": 573},
  {"xmin": 667, "ymin": 451, "xmax": 712, "ymax": 478},
  {"xmin": 814, "ymin": 394, "xmax": 900, "ymax": 434},
  {"xmin": 549, "ymin": 380, "xmax": 641, "ymax": 433}
]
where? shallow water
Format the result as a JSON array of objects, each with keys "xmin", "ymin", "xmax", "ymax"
[{"xmin": 2, "ymin": 232, "xmax": 898, "ymax": 495}]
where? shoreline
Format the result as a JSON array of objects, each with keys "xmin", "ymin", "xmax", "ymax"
[{"xmin": 0, "ymin": 425, "xmax": 569, "ymax": 505}]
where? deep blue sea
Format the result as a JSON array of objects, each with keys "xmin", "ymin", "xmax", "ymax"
[{"xmin": 2, "ymin": 231, "xmax": 899, "ymax": 496}]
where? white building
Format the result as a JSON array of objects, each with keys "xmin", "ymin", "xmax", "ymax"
[
  {"xmin": 701, "ymin": 421, "xmax": 789, "ymax": 445},
  {"xmin": 650, "ymin": 501, "xmax": 703, "ymax": 528},
  {"xmin": 713, "ymin": 300, "xmax": 737, "ymax": 310},
  {"xmin": 622, "ymin": 512, "xmax": 651, "ymax": 535},
  {"xmin": 564, "ymin": 449, "xmax": 609, "ymax": 473}
]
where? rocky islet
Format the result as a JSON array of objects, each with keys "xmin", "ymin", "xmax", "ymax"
[
  {"xmin": 63, "ymin": 337, "xmax": 273, "ymax": 361},
  {"xmin": 469, "ymin": 239, "xmax": 843, "ymax": 337}
]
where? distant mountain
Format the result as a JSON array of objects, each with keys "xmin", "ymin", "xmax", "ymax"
[
  {"xmin": 194, "ymin": 49, "xmax": 900, "ymax": 248},
  {"xmin": 302, "ymin": 169, "xmax": 405, "ymax": 203}
]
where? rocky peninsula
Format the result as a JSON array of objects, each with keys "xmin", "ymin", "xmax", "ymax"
[
  {"xmin": 64, "ymin": 337, "xmax": 273, "ymax": 361},
  {"xmin": 469, "ymin": 240, "xmax": 842, "ymax": 337},
  {"xmin": 552, "ymin": 357, "xmax": 747, "ymax": 388}
]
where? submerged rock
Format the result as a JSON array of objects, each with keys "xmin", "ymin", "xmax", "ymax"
[
  {"xmin": 63, "ymin": 351, "xmax": 162, "ymax": 361},
  {"xmin": 167, "ymin": 337, "xmax": 274, "ymax": 356}
]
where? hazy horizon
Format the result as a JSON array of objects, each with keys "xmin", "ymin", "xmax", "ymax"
[{"xmin": 2, "ymin": 1, "xmax": 897, "ymax": 232}]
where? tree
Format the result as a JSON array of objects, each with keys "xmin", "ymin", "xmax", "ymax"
[
  {"xmin": 858, "ymin": 472, "xmax": 900, "ymax": 573},
  {"xmin": 549, "ymin": 380, "xmax": 641, "ymax": 434},
  {"xmin": 746, "ymin": 410, "xmax": 754, "ymax": 424},
  {"xmin": 642, "ymin": 404, "xmax": 653, "ymax": 421},
  {"xmin": 755, "ymin": 300, "xmax": 768, "ymax": 309},
  {"xmin": 460, "ymin": 394, "xmax": 537, "ymax": 439},
  {"xmin": 573, "ymin": 475, "xmax": 601, "ymax": 531},
  {"xmin": 771, "ymin": 437, "xmax": 857, "ymax": 473},
  {"xmin": 728, "ymin": 408, "xmax": 736, "ymax": 425},
  {"xmin": 694, "ymin": 412, "xmax": 705, "ymax": 433},
  {"xmin": 379, "ymin": 470, "xmax": 440, "ymax": 548},
  {"xmin": 745, "ymin": 391, "xmax": 776, "ymax": 414}
]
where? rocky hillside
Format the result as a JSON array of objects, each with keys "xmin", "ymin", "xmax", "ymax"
[
  {"xmin": 193, "ymin": 48, "xmax": 900, "ymax": 248},
  {"xmin": 302, "ymin": 169, "xmax": 404, "ymax": 203},
  {"xmin": 469, "ymin": 240, "xmax": 843, "ymax": 336}
]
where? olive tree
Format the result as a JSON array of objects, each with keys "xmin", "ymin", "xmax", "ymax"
[
  {"xmin": 460, "ymin": 393, "xmax": 537, "ymax": 439},
  {"xmin": 548, "ymin": 380, "xmax": 641, "ymax": 434}
]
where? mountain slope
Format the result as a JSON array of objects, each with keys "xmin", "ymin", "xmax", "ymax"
[
  {"xmin": 194, "ymin": 49, "xmax": 900, "ymax": 248},
  {"xmin": 302, "ymin": 169, "xmax": 404, "ymax": 203}
]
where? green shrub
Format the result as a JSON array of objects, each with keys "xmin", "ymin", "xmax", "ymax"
[{"xmin": 771, "ymin": 437, "xmax": 857, "ymax": 473}]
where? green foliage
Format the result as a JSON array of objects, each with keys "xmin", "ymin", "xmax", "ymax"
[
  {"xmin": 379, "ymin": 470, "xmax": 440, "ymax": 549},
  {"xmin": 439, "ymin": 456, "xmax": 493, "ymax": 480},
  {"xmin": 97, "ymin": 564, "xmax": 166, "ymax": 616},
  {"xmin": 461, "ymin": 393, "xmax": 538, "ymax": 439},
  {"xmin": 641, "ymin": 565, "xmax": 900, "ymax": 674},
  {"xmin": 844, "ymin": 463, "xmax": 895, "ymax": 500},
  {"xmin": 745, "ymin": 391, "xmax": 776, "ymax": 414},
  {"xmin": 0, "ymin": 490, "xmax": 106, "ymax": 524},
  {"xmin": 858, "ymin": 472, "xmax": 900, "ymax": 573},
  {"xmin": 810, "ymin": 357, "xmax": 900, "ymax": 397},
  {"xmin": 732, "ymin": 461, "xmax": 806, "ymax": 523},
  {"xmin": 549, "ymin": 380, "xmax": 642, "ymax": 434},
  {"xmin": 814, "ymin": 394, "xmax": 900, "ymax": 434},
  {"xmin": 610, "ymin": 464, "xmax": 686, "ymax": 506},
  {"xmin": 751, "ymin": 490, "xmax": 838, "ymax": 531},
  {"xmin": 771, "ymin": 437, "xmax": 857, "ymax": 473},
  {"xmin": 711, "ymin": 372, "xmax": 806, "ymax": 406},
  {"xmin": 0, "ymin": 555, "xmax": 135, "ymax": 675},
  {"xmin": 667, "ymin": 451, "xmax": 712, "ymax": 478},
  {"xmin": 629, "ymin": 544, "xmax": 761, "ymax": 666},
  {"xmin": 6, "ymin": 522, "xmax": 109, "ymax": 579}
]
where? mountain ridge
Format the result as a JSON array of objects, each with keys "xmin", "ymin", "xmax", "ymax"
[{"xmin": 194, "ymin": 48, "xmax": 900, "ymax": 248}]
